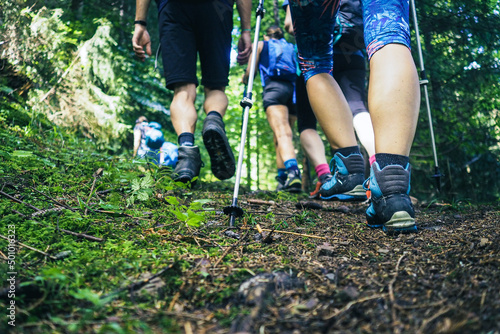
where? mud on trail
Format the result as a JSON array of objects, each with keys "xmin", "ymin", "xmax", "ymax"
[{"xmin": 149, "ymin": 191, "xmax": 500, "ymax": 334}]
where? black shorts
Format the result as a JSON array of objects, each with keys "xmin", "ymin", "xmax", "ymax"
[
  {"xmin": 296, "ymin": 53, "xmax": 367, "ymax": 133},
  {"xmin": 158, "ymin": 0, "xmax": 234, "ymax": 90},
  {"xmin": 262, "ymin": 80, "xmax": 297, "ymax": 116}
]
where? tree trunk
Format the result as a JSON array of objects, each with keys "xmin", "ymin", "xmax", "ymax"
[
  {"xmin": 71, "ymin": 0, "xmax": 84, "ymax": 21},
  {"xmin": 273, "ymin": 0, "xmax": 280, "ymax": 27}
]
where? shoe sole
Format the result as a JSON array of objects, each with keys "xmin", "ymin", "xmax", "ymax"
[
  {"xmin": 367, "ymin": 211, "xmax": 417, "ymax": 234},
  {"xmin": 284, "ymin": 184, "xmax": 302, "ymax": 193},
  {"xmin": 202, "ymin": 128, "xmax": 235, "ymax": 180},
  {"xmin": 320, "ymin": 185, "xmax": 367, "ymax": 201}
]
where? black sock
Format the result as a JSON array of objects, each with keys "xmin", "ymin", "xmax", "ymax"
[
  {"xmin": 207, "ymin": 111, "xmax": 222, "ymax": 119},
  {"xmin": 178, "ymin": 132, "xmax": 194, "ymax": 147},
  {"xmin": 375, "ymin": 153, "xmax": 409, "ymax": 169},
  {"xmin": 334, "ymin": 145, "xmax": 360, "ymax": 157}
]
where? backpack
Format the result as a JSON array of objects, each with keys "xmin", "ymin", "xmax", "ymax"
[
  {"xmin": 333, "ymin": 0, "xmax": 364, "ymax": 50},
  {"xmin": 264, "ymin": 38, "xmax": 297, "ymax": 83}
]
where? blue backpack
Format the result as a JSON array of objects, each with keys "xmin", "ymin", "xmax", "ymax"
[{"xmin": 264, "ymin": 38, "xmax": 297, "ymax": 83}]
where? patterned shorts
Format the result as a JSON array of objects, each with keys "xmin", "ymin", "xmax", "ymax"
[{"xmin": 289, "ymin": 0, "xmax": 411, "ymax": 81}]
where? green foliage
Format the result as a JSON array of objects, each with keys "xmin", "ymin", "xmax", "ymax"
[
  {"xmin": 126, "ymin": 172, "xmax": 155, "ymax": 206},
  {"xmin": 1, "ymin": 0, "xmax": 499, "ymax": 201}
]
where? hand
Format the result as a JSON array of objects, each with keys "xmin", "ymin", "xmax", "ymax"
[
  {"xmin": 241, "ymin": 72, "xmax": 249, "ymax": 85},
  {"xmin": 132, "ymin": 26, "xmax": 152, "ymax": 62},
  {"xmin": 237, "ymin": 30, "xmax": 252, "ymax": 65}
]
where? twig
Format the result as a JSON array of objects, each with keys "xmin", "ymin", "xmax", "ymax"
[
  {"xmin": 213, "ymin": 230, "xmax": 250, "ymax": 268},
  {"xmin": 247, "ymin": 199, "xmax": 276, "ymax": 205},
  {"xmin": 13, "ymin": 210, "xmax": 104, "ymax": 242},
  {"xmin": 389, "ymin": 253, "xmax": 406, "ymax": 334},
  {"xmin": 0, "ymin": 190, "xmax": 40, "ymax": 211},
  {"xmin": 29, "ymin": 187, "xmax": 74, "ymax": 210},
  {"xmin": 240, "ymin": 226, "xmax": 326, "ymax": 240},
  {"xmin": 103, "ymin": 263, "xmax": 176, "ymax": 299},
  {"xmin": 417, "ymin": 307, "xmax": 452, "ymax": 334},
  {"xmin": 323, "ymin": 293, "xmax": 388, "ymax": 320},
  {"xmin": 0, "ymin": 234, "xmax": 57, "ymax": 260},
  {"xmin": 85, "ymin": 168, "xmax": 103, "ymax": 215}
]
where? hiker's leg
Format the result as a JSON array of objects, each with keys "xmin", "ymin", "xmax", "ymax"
[
  {"xmin": 363, "ymin": 0, "xmax": 419, "ymax": 155},
  {"xmin": 290, "ymin": 0, "xmax": 366, "ymax": 201},
  {"xmin": 203, "ymin": 87, "xmax": 228, "ymax": 117},
  {"xmin": 170, "ymin": 83, "xmax": 198, "ymax": 135},
  {"xmin": 368, "ymin": 45, "xmax": 419, "ymax": 155},
  {"xmin": 333, "ymin": 53, "xmax": 376, "ymax": 157},
  {"xmin": 289, "ymin": 0, "xmax": 358, "ymax": 150},
  {"xmin": 300, "ymin": 129, "xmax": 327, "ymax": 168},
  {"xmin": 363, "ymin": 0, "xmax": 419, "ymax": 233},
  {"xmin": 266, "ymin": 104, "xmax": 296, "ymax": 163}
]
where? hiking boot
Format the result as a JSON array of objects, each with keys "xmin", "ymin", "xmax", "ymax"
[
  {"xmin": 276, "ymin": 176, "xmax": 286, "ymax": 191},
  {"xmin": 173, "ymin": 146, "xmax": 202, "ymax": 183},
  {"xmin": 309, "ymin": 175, "xmax": 332, "ymax": 199},
  {"xmin": 365, "ymin": 162, "xmax": 417, "ymax": 234},
  {"xmin": 283, "ymin": 169, "xmax": 302, "ymax": 193},
  {"xmin": 202, "ymin": 114, "xmax": 236, "ymax": 180},
  {"xmin": 319, "ymin": 152, "xmax": 366, "ymax": 201}
]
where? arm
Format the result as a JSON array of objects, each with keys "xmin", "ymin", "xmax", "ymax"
[
  {"xmin": 284, "ymin": 5, "xmax": 293, "ymax": 35},
  {"xmin": 242, "ymin": 41, "xmax": 263, "ymax": 85},
  {"xmin": 236, "ymin": 0, "xmax": 252, "ymax": 65},
  {"xmin": 133, "ymin": 127, "xmax": 142, "ymax": 157},
  {"xmin": 132, "ymin": 0, "xmax": 152, "ymax": 61}
]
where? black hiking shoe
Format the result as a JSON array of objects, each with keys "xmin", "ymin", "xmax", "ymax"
[
  {"xmin": 365, "ymin": 162, "xmax": 417, "ymax": 234},
  {"xmin": 276, "ymin": 176, "xmax": 286, "ymax": 191},
  {"xmin": 202, "ymin": 114, "xmax": 236, "ymax": 180},
  {"xmin": 319, "ymin": 152, "xmax": 366, "ymax": 201},
  {"xmin": 283, "ymin": 169, "xmax": 302, "ymax": 193},
  {"xmin": 173, "ymin": 146, "xmax": 202, "ymax": 184}
]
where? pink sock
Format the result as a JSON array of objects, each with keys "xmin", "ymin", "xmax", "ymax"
[
  {"xmin": 315, "ymin": 163, "xmax": 330, "ymax": 178},
  {"xmin": 369, "ymin": 155, "xmax": 376, "ymax": 166}
]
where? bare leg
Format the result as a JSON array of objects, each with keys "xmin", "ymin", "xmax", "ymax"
[
  {"xmin": 170, "ymin": 83, "xmax": 198, "ymax": 135},
  {"xmin": 306, "ymin": 73, "xmax": 357, "ymax": 150},
  {"xmin": 368, "ymin": 45, "xmax": 420, "ymax": 155},
  {"xmin": 266, "ymin": 105, "xmax": 296, "ymax": 163},
  {"xmin": 300, "ymin": 129, "xmax": 328, "ymax": 168},
  {"xmin": 203, "ymin": 87, "xmax": 228, "ymax": 117}
]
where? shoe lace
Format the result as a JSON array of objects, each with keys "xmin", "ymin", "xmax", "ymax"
[
  {"xmin": 363, "ymin": 178, "xmax": 371, "ymax": 200},
  {"xmin": 329, "ymin": 157, "xmax": 340, "ymax": 179},
  {"xmin": 363, "ymin": 178, "xmax": 370, "ymax": 191}
]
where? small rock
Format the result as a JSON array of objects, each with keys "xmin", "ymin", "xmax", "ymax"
[
  {"xmin": 318, "ymin": 243, "xmax": 336, "ymax": 257},
  {"xmin": 296, "ymin": 201, "xmax": 323, "ymax": 210},
  {"xmin": 225, "ymin": 230, "xmax": 240, "ymax": 239},
  {"xmin": 479, "ymin": 238, "xmax": 489, "ymax": 247},
  {"xmin": 377, "ymin": 248, "xmax": 390, "ymax": 254},
  {"xmin": 325, "ymin": 273, "xmax": 335, "ymax": 281},
  {"xmin": 336, "ymin": 205, "xmax": 350, "ymax": 214}
]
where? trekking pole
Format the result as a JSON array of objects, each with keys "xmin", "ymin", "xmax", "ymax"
[
  {"xmin": 224, "ymin": 0, "xmax": 265, "ymax": 228},
  {"xmin": 410, "ymin": 0, "xmax": 443, "ymax": 191}
]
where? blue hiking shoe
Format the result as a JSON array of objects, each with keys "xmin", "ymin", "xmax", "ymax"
[
  {"xmin": 319, "ymin": 152, "xmax": 367, "ymax": 201},
  {"xmin": 365, "ymin": 162, "xmax": 417, "ymax": 234}
]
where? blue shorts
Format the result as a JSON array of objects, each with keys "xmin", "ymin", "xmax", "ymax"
[{"xmin": 289, "ymin": 0, "xmax": 411, "ymax": 82}]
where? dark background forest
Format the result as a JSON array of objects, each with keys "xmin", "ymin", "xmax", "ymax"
[{"xmin": 1, "ymin": 0, "xmax": 500, "ymax": 203}]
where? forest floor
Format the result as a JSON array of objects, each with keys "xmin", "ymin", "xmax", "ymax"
[{"xmin": 0, "ymin": 128, "xmax": 499, "ymax": 333}]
